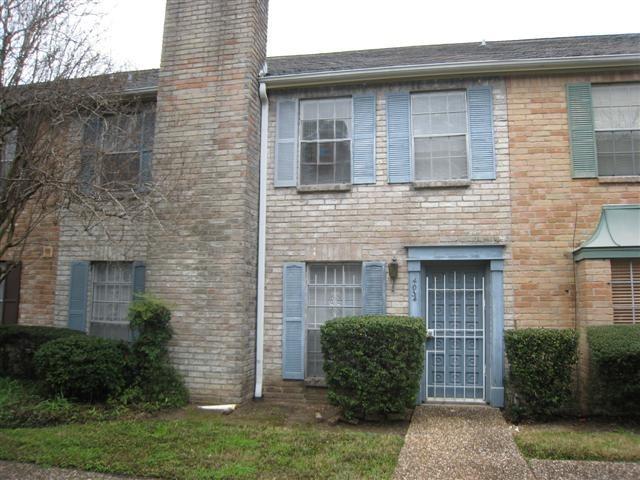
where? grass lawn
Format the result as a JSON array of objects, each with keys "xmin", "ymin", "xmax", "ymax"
[
  {"xmin": 0, "ymin": 403, "xmax": 405, "ymax": 479},
  {"xmin": 515, "ymin": 420, "xmax": 640, "ymax": 463}
]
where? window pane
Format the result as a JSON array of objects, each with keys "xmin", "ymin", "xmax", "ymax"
[
  {"xmin": 300, "ymin": 142, "xmax": 317, "ymax": 164},
  {"xmin": 335, "ymin": 119, "xmax": 350, "ymax": 139},
  {"xmin": 101, "ymin": 153, "xmax": 139, "ymax": 187},
  {"xmin": 301, "ymin": 101, "xmax": 318, "ymax": 120},
  {"xmin": 593, "ymin": 84, "xmax": 640, "ymax": 130},
  {"xmin": 300, "ymin": 163, "xmax": 317, "ymax": 185},
  {"xmin": 318, "ymin": 101, "xmax": 334, "ymax": 119},
  {"xmin": 301, "ymin": 120, "xmax": 317, "ymax": 140},
  {"xmin": 318, "ymin": 120, "xmax": 334, "ymax": 139},
  {"xmin": 335, "ymin": 99, "xmax": 352, "ymax": 119},
  {"xmin": 318, "ymin": 143, "xmax": 334, "ymax": 164}
]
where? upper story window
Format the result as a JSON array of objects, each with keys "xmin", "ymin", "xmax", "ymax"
[
  {"xmin": 299, "ymin": 98, "xmax": 352, "ymax": 186},
  {"xmin": 411, "ymin": 91, "xmax": 468, "ymax": 181},
  {"xmin": 592, "ymin": 84, "xmax": 640, "ymax": 177},
  {"xmin": 81, "ymin": 103, "xmax": 155, "ymax": 192}
]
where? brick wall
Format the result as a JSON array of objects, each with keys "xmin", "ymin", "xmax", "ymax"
[
  {"xmin": 145, "ymin": 0, "xmax": 268, "ymax": 403},
  {"xmin": 506, "ymin": 71, "xmax": 640, "ymax": 330},
  {"xmin": 1, "ymin": 214, "xmax": 58, "ymax": 326},
  {"xmin": 263, "ymin": 78, "xmax": 512, "ymax": 401}
]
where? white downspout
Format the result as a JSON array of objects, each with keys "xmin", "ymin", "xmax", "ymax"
[{"xmin": 255, "ymin": 80, "xmax": 268, "ymax": 399}]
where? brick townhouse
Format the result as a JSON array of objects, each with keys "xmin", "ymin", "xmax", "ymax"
[{"xmin": 1, "ymin": 0, "xmax": 638, "ymax": 406}]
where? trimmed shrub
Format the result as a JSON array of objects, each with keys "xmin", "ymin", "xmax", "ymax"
[
  {"xmin": 587, "ymin": 325, "xmax": 640, "ymax": 415},
  {"xmin": 122, "ymin": 295, "xmax": 188, "ymax": 408},
  {"xmin": 320, "ymin": 315, "xmax": 426, "ymax": 421},
  {"xmin": 34, "ymin": 335, "xmax": 129, "ymax": 402},
  {"xmin": 0, "ymin": 325, "xmax": 84, "ymax": 379},
  {"xmin": 505, "ymin": 328, "xmax": 578, "ymax": 421}
]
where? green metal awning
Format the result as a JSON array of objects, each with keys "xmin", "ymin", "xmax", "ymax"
[{"xmin": 574, "ymin": 204, "xmax": 640, "ymax": 261}]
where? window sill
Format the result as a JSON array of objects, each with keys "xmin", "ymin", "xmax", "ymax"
[
  {"xmin": 304, "ymin": 377, "xmax": 327, "ymax": 388},
  {"xmin": 598, "ymin": 176, "xmax": 640, "ymax": 184},
  {"xmin": 297, "ymin": 183, "xmax": 352, "ymax": 193},
  {"xmin": 412, "ymin": 179, "xmax": 472, "ymax": 189}
]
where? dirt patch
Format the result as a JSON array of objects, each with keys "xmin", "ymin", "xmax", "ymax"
[{"xmin": 161, "ymin": 400, "xmax": 410, "ymax": 435}]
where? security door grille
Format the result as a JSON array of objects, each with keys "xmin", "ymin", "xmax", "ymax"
[
  {"xmin": 426, "ymin": 268, "xmax": 485, "ymax": 401},
  {"xmin": 306, "ymin": 263, "xmax": 362, "ymax": 378}
]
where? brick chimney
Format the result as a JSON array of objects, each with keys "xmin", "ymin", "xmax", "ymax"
[{"xmin": 149, "ymin": 0, "xmax": 269, "ymax": 403}]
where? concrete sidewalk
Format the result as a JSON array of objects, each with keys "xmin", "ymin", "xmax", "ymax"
[
  {"xmin": 394, "ymin": 405, "xmax": 640, "ymax": 480},
  {"xmin": 0, "ymin": 461, "xmax": 153, "ymax": 480},
  {"xmin": 394, "ymin": 404, "xmax": 534, "ymax": 480}
]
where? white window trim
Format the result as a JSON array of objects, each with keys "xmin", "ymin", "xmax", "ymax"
[
  {"xmin": 297, "ymin": 97, "xmax": 353, "ymax": 187},
  {"xmin": 87, "ymin": 261, "xmax": 134, "ymax": 339},
  {"xmin": 409, "ymin": 90, "xmax": 472, "ymax": 182},
  {"xmin": 592, "ymin": 83, "xmax": 640, "ymax": 177}
]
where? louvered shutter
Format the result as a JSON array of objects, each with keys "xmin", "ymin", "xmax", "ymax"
[
  {"xmin": 68, "ymin": 261, "xmax": 89, "ymax": 332},
  {"xmin": 139, "ymin": 107, "xmax": 155, "ymax": 190},
  {"xmin": 567, "ymin": 83, "xmax": 597, "ymax": 178},
  {"xmin": 386, "ymin": 93, "xmax": 412, "ymax": 183},
  {"xmin": 468, "ymin": 87, "xmax": 497, "ymax": 180},
  {"xmin": 80, "ymin": 117, "xmax": 101, "ymax": 194},
  {"xmin": 132, "ymin": 261, "xmax": 146, "ymax": 299},
  {"xmin": 352, "ymin": 95, "xmax": 376, "ymax": 184},
  {"xmin": 1, "ymin": 262, "xmax": 21, "ymax": 324},
  {"xmin": 275, "ymin": 99, "xmax": 298, "ymax": 187},
  {"xmin": 362, "ymin": 262, "xmax": 386, "ymax": 314},
  {"xmin": 282, "ymin": 262, "xmax": 305, "ymax": 379},
  {"xmin": 611, "ymin": 259, "xmax": 639, "ymax": 325}
]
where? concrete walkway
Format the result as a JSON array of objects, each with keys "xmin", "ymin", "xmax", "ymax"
[
  {"xmin": 394, "ymin": 404, "xmax": 535, "ymax": 480},
  {"xmin": 394, "ymin": 405, "xmax": 640, "ymax": 480},
  {"xmin": 0, "ymin": 461, "xmax": 152, "ymax": 480}
]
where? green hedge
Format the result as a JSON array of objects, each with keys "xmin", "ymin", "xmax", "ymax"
[
  {"xmin": 320, "ymin": 315, "xmax": 426, "ymax": 421},
  {"xmin": 35, "ymin": 335, "xmax": 129, "ymax": 402},
  {"xmin": 505, "ymin": 328, "xmax": 578, "ymax": 421},
  {"xmin": 587, "ymin": 325, "xmax": 640, "ymax": 415},
  {"xmin": 0, "ymin": 325, "xmax": 84, "ymax": 379}
]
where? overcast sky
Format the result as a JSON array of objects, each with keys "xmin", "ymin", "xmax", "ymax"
[{"xmin": 98, "ymin": 0, "xmax": 639, "ymax": 71}]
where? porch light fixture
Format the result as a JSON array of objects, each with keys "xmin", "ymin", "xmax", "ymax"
[{"xmin": 388, "ymin": 257, "xmax": 399, "ymax": 292}]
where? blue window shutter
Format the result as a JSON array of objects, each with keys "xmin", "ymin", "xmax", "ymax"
[
  {"xmin": 468, "ymin": 86, "xmax": 496, "ymax": 180},
  {"xmin": 80, "ymin": 117, "xmax": 101, "ymax": 194},
  {"xmin": 275, "ymin": 99, "xmax": 298, "ymax": 187},
  {"xmin": 362, "ymin": 262, "xmax": 386, "ymax": 314},
  {"xmin": 132, "ymin": 261, "xmax": 146, "ymax": 299},
  {"xmin": 68, "ymin": 261, "xmax": 89, "ymax": 332},
  {"xmin": 282, "ymin": 262, "xmax": 305, "ymax": 379},
  {"xmin": 352, "ymin": 95, "xmax": 376, "ymax": 184},
  {"xmin": 138, "ymin": 107, "xmax": 155, "ymax": 190},
  {"xmin": 386, "ymin": 93, "xmax": 412, "ymax": 183},
  {"xmin": 567, "ymin": 83, "xmax": 597, "ymax": 178}
]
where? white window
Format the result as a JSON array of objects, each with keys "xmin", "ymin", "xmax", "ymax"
[
  {"xmin": 299, "ymin": 98, "xmax": 352, "ymax": 185},
  {"xmin": 89, "ymin": 262, "xmax": 133, "ymax": 340},
  {"xmin": 611, "ymin": 259, "xmax": 639, "ymax": 324},
  {"xmin": 592, "ymin": 84, "xmax": 640, "ymax": 177},
  {"xmin": 411, "ymin": 91, "xmax": 468, "ymax": 181},
  {"xmin": 306, "ymin": 263, "xmax": 362, "ymax": 378}
]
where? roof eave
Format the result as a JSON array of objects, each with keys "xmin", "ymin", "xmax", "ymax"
[{"xmin": 261, "ymin": 54, "xmax": 640, "ymax": 89}]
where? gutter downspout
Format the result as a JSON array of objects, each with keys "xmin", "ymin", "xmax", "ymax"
[{"xmin": 255, "ymin": 81, "xmax": 268, "ymax": 399}]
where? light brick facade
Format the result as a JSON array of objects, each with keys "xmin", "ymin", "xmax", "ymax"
[{"xmin": 263, "ymin": 79, "xmax": 513, "ymax": 401}]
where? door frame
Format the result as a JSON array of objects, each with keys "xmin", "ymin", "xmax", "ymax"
[{"xmin": 407, "ymin": 245, "xmax": 505, "ymax": 407}]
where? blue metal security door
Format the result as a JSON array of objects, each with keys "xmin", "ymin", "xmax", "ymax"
[{"xmin": 425, "ymin": 266, "xmax": 485, "ymax": 401}]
